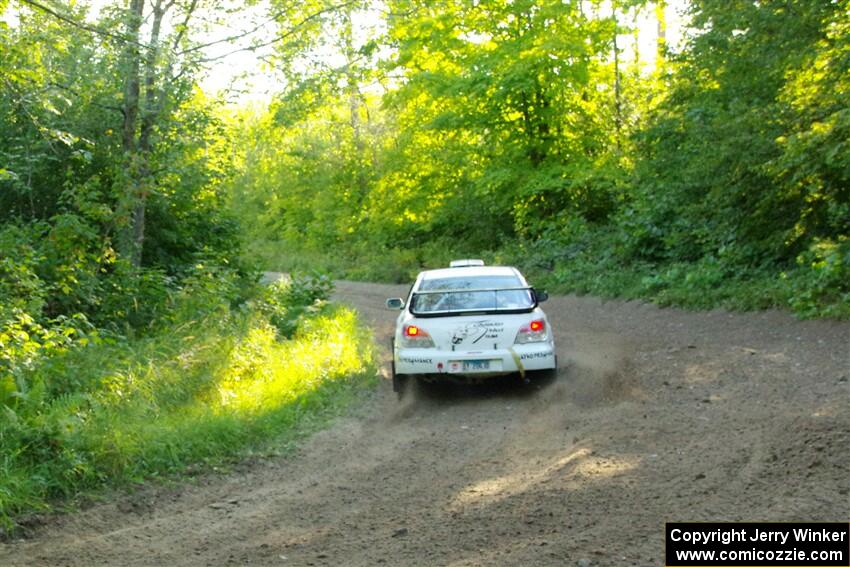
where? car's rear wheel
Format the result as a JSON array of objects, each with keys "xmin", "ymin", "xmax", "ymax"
[
  {"xmin": 390, "ymin": 337, "xmax": 410, "ymax": 398},
  {"xmin": 392, "ymin": 368, "xmax": 411, "ymax": 398}
]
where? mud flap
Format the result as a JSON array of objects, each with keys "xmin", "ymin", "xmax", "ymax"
[{"xmin": 508, "ymin": 348, "xmax": 528, "ymax": 384}]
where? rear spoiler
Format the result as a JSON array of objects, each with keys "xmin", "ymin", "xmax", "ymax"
[{"xmin": 410, "ymin": 286, "xmax": 543, "ymax": 317}]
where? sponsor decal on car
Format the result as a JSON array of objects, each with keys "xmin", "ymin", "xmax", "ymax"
[
  {"xmin": 451, "ymin": 320, "xmax": 505, "ymax": 345},
  {"xmin": 399, "ymin": 357, "xmax": 434, "ymax": 364},
  {"xmin": 519, "ymin": 351, "xmax": 554, "ymax": 360}
]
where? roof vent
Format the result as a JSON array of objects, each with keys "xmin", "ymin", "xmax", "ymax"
[{"xmin": 449, "ymin": 259, "xmax": 485, "ymax": 268}]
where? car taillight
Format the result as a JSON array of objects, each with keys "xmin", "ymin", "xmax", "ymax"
[
  {"xmin": 405, "ymin": 325, "xmax": 421, "ymax": 337},
  {"xmin": 515, "ymin": 319, "xmax": 548, "ymax": 344},
  {"xmin": 401, "ymin": 324, "xmax": 435, "ymax": 348}
]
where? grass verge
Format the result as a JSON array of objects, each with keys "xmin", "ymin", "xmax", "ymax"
[{"xmin": 0, "ymin": 286, "xmax": 377, "ymax": 534}]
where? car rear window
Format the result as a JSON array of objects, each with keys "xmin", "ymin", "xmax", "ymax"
[
  {"xmin": 412, "ymin": 275, "xmax": 534, "ymax": 315},
  {"xmin": 419, "ymin": 275, "xmax": 522, "ymax": 291}
]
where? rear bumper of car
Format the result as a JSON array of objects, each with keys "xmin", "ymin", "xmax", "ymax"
[{"xmin": 395, "ymin": 342, "xmax": 556, "ymax": 377}]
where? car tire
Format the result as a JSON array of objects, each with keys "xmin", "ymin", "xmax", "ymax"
[
  {"xmin": 390, "ymin": 349, "xmax": 410, "ymax": 398},
  {"xmin": 392, "ymin": 370, "xmax": 410, "ymax": 398}
]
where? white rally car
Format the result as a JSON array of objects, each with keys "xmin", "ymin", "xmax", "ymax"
[{"xmin": 386, "ymin": 260, "xmax": 557, "ymax": 393}]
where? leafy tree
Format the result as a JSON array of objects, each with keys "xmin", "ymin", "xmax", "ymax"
[
  {"xmin": 770, "ymin": 0, "xmax": 850, "ymax": 248},
  {"xmin": 379, "ymin": 0, "xmax": 626, "ymax": 241},
  {"xmin": 0, "ymin": 0, "xmax": 252, "ymax": 331},
  {"xmin": 630, "ymin": 0, "xmax": 843, "ymax": 266}
]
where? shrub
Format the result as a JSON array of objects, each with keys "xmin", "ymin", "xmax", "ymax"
[
  {"xmin": 256, "ymin": 272, "xmax": 334, "ymax": 338},
  {"xmin": 787, "ymin": 238, "xmax": 850, "ymax": 318}
]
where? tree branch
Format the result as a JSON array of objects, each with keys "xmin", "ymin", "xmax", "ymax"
[
  {"xmin": 171, "ymin": 0, "xmax": 198, "ymax": 50},
  {"xmin": 14, "ymin": 0, "xmax": 152, "ymax": 49},
  {"xmin": 179, "ymin": 0, "xmax": 358, "ymax": 57},
  {"xmin": 45, "ymin": 81, "xmax": 125, "ymax": 115}
]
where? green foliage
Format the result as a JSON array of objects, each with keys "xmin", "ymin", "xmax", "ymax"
[
  {"xmin": 787, "ymin": 238, "xmax": 850, "ymax": 318},
  {"xmin": 378, "ymin": 0, "xmax": 626, "ymax": 240},
  {"xmin": 630, "ymin": 0, "xmax": 847, "ymax": 265},
  {"xmin": 0, "ymin": 1, "xmax": 255, "ymax": 333}
]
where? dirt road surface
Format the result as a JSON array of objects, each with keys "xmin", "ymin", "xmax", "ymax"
[{"xmin": 2, "ymin": 280, "xmax": 848, "ymax": 566}]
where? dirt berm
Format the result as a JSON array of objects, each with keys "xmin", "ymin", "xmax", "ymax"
[{"xmin": 2, "ymin": 280, "xmax": 848, "ymax": 566}]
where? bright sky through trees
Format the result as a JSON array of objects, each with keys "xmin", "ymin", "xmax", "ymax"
[
  {"xmin": 213, "ymin": 0, "xmax": 687, "ymax": 103},
  {"xmin": 1, "ymin": 0, "xmax": 685, "ymax": 104}
]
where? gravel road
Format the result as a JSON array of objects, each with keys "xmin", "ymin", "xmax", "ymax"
[{"xmin": 2, "ymin": 280, "xmax": 848, "ymax": 566}]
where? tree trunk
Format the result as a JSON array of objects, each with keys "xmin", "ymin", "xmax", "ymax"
[
  {"xmin": 119, "ymin": 0, "xmax": 144, "ymax": 266},
  {"xmin": 634, "ymin": 7, "xmax": 641, "ymax": 69},
  {"xmin": 613, "ymin": 10, "xmax": 622, "ymax": 150},
  {"xmin": 656, "ymin": 0, "xmax": 667, "ymax": 70},
  {"xmin": 120, "ymin": 0, "xmax": 168, "ymax": 268},
  {"xmin": 342, "ymin": 10, "xmax": 369, "ymax": 203},
  {"xmin": 121, "ymin": 0, "xmax": 143, "ymax": 156},
  {"xmin": 132, "ymin": 0, "xmax": 167, "ymax": 266}
]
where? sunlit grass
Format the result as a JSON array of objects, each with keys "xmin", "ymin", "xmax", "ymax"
[
  {"xmin": 213, "ymin": 310, "xmax": 371, "ymax": 415},
  {"xmin": 0, "ymin": 304, "xmax": 376, "ymax": 533}
]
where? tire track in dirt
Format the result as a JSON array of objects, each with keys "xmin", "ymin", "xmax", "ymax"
[{"xmin": 2, "ymin": 280, "xmax": 848, "ymax": 566}]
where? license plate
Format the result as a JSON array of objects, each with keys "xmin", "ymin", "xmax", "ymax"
[
  {"xmin": 464, "ymin": 359, "xmax": 490, "ymax": 371},
  {"xmin": 448, "ymin": 359, "xmax": 495, "ymax": 373}
]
